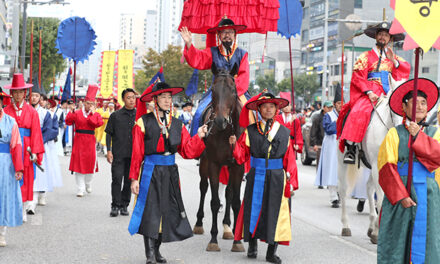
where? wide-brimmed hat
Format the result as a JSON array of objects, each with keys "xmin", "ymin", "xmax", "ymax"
[
  {"xmin": 364, "ymin": 22, "xmax": 405, "ymax": 42},
  {"xmin": 140, "ymin": 82, "xmax": 184, "ymax": 102},
  {"xmin": 48, "ymin": 98, "xmax": 57, "ymax": 108},
  {"xmin": 4, "ymin": 73, "xmax": 33, "ymax": 90},
  {"xmin": 182, "ymin": 102, "xmax": 194, "ymax": 108},
  {"xmin": 207, "ymin": 17, "xmax": 247, "ymax": 34},
  {"xmin": 246, "ymin": 93, "xmax": 289, "ymax": 111},
  {"xmin": 389, "ymin": 78, "xmax": 439, "ymax": 117}
]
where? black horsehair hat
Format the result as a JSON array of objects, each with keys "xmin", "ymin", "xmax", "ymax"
[
  {"xmin": 207, "ymin": 17, "xmax": 247, "ymax": 33},
  {"xmin": 364, "ymin": 21, "xmax": 405, "ymax": 42},
  {"xmin": 140, "ymin": 82, "xmax": 184, "ymax": 103}
]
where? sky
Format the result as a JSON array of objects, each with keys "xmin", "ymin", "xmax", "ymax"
[{"xmin": 28, "ymin": 0, "xmax": 158, "ymax": 49}]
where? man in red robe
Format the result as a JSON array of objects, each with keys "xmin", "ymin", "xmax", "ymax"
[
  {"xmin": 65, "ymin": 84, "xmax": 103, "ymax": 197},
  {"xmin": 3, "ymin": 73, "xmax": 44, "ymax": 222},
  {"xmin": 339, "ymin": 22, "xmax": 410, "ymax": 164}
]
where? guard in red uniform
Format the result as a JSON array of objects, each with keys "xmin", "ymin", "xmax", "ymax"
[
  {"xmin": 338, "ymin": 22, "xmax": 410, "ymax": 164},
  {"xmin": 3, "ymin": 73, "xmax": 44, "ymax": 222},
  {"xmin": 65, "ymin": 84, "xmax": 103, "ymax": 197}
]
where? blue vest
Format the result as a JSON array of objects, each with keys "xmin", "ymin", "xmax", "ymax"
[{"xmin": 210, "ymin": 46, "xmax": 246, "ymax": 71}]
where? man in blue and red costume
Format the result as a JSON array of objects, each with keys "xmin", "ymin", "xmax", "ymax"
[
  {"xmin": 337, "ymin": 22, "xmax": 410, "ymax": 164},
  {"xmin": 180, "ymin": 17, "xmax": 250, "ymax": 136}
]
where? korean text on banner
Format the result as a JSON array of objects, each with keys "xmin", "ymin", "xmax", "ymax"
[
  {"xmin": 100, "ymin": 51, "xmax": 116, "ymax": 99},
  {"xmin": 117, "ymin": 49, "xmax": 134, "ymax": 105}
]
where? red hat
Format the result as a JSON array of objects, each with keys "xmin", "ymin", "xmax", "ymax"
[
  {"xmin": 239, "ymin": 92, "xmax": 264, "ymax": 128},
  {"xmin": 85, "ymin": 84, "xmax": 99, "ymax": 102},
  {"xmin": 246, "ymin": 93, "xmax": 289, "ymax": 111},
  {"xmin": 278, "ymin": 92, "xmax": 292, "ymax": 104},
  {"xmin": 48, "ymin": 98, "xmax": 57, "ymax": 108},
  {"xmin": 140, "ymin": 82, "xmax": 183, "ymax": 103},
  {"xmin": 4, "ymin": 73, "xmax": 33, "ymax": 90},
  {"xmin": 389, "ymin": 78, "xmax": 439, "ymax": 117}
]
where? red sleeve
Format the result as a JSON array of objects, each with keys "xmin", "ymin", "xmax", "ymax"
[
  {"xmin": 183, "ymin": 45, "xmax": 212, "ymax": 70},
  {"xmin": 292, "ymin": 119, "xmax": 303, "ymax": 153},
  {"xmin": 284, "ymin": 143, "xmax": 298, "ymax": 190},
  {"xmin": 232, "ymin": 131, "xmax": 250, "ymax": 165},
  {"xmin": 10, "ymin": 123, "xmax": 23, "ymax": 172},
  {"xmin": 30, "ymin": 109, "xmax": 44, "ymax": 164},
  {"xmin": 129, "ymin": 124, "xmax": 145, "ymax": 181},
  {"xmin": 178, "ymin": 125, "xmax": 206, "ymax": 159},
  {"xmin": 412, "ymin": 131, "xmax": 440, "ymax": 172},
  {"xmin": 235, "ymin": 53, "xmax": 249, "ymax": 96},
  {"xmin": 391, "ymin": 58, "xmax": 411, "ymax": 81},
  {"xmin": 351, "ymin": 66, "xmax": 371, "ymax": 94},
  {"xmin": 88, "ymin": 112, "xmax": 104, "ymax": 128},
  {"xmin": 65, "ymin": 111, "xmax": 76, "ymax": 126},
  {"xmin": 379, "ymin": 163, "xmax": 408, "ymax": 205}
]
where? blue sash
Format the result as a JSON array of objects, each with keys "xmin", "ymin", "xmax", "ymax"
[
  {"xmin": 128, "ymin": 154, "xmax": 176, "ymax": 235},
  {"xmin": 368, "ymin": 71, "xmax": 390, "ymax": 94},
  {"xmin": 397, "ymin": 161, "xmax": 434, "ymax": 264},
  {"xmin": 18, "ymin": 127, "xmax": 32, "ymax": 186},
  {"xmin": 0, "ymin": 143, "xmax": 10, "ymax": 153},
  {"xmin": 249, "ymin": 156, "xmax": 283, "ymax": 235}
]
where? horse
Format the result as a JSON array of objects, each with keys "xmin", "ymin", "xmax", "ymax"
[
  {"xmin": 337, "ymin": 78, "xmax": 404, "ymax": 244},
  {"xmin": 193, "ymin": 63, "xmax": 245, "ymax": 252}
]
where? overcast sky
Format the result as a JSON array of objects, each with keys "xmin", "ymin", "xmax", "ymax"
[{"xmin": 28, "ymin": 0, "xmax": 158, "ymax": 49}]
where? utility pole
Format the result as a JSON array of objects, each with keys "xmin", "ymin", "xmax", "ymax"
[{"xmin": 322, "ymin": 0, "xmax": 329, "ymax": 102}]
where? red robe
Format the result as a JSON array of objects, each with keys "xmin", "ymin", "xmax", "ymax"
[
  {"xmin": 4, "ymin": 102, "xmax": 44, "ymax": 202},
  {"xmin": 339, "ymin": 49, "xmax": 410, "ymax": 145},
  {"xmin": 65, "ymin": 109, "xmax": 104, "ymax": 174},
  {"xmin": 183, "ymin": 44, "xmax": 249, "ymax": 97},
  {"xmin": 275, "ymin": 113, "xmax": 303, "ymax": 154}
]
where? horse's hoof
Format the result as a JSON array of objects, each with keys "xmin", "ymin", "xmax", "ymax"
[
  {"xmin": 222, "ymin": 232, "xmax": 234, "ymax": 240},
  {"xmin": 231, "ymin": 241, "xmax": 245, "ymax": 252},
  {"xmin": 341, "ymin": 228, "xmax": 352, "ymax": 237},
  {"xmin": 370, "ymin": 234, "xmax": 378, "ymax": 244},
  {"xmin": 367, "ymin": 228, "xmax": 373, "ymax": 238},
  {"xmin": 206, "ymin": 243, "xmax": 221, "ymax": 252},
  {"xmin": 193, "ymin": 225, "xmax": 204, "ymax": 235}
]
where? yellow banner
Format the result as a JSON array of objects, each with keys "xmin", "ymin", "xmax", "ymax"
[
  {"xmin": 99, "ymin": 51, "xmax": 116, "ymax": 99},
  {"xmin": 117, "ymin": 50, "xmax": 134, "ymax": 105}
]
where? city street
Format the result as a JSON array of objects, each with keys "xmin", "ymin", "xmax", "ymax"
[{"xmin": 0, "ymin": 154, "xmax": 376, "ymax": 264}]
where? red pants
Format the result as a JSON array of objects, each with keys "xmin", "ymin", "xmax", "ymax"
[{"xmin": 340, "ymin": 96, "xmax": 374, "ymax": 143}]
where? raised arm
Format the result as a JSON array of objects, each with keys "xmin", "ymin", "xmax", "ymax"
[{"xmin": 178, "ymin": 125, "xmax": 205, "ymax": 159}]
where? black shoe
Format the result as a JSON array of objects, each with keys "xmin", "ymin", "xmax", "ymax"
[
  {"xmin": 110, "ymin": 207, "xmax": 119, "ymax": 217},
  {"xmin": 155, "ymin": 234, "xmax": 167, "ymax": 263},
  {"xmin": 120, "ymin": 206, "xmax": 129, "ymax": 216},
  {"xmin": 318, "ymin": 186, "xmax": 324, "ymax": 189},
  {"xmin": 357, "ymin": 200, "xmax": 365, "ymax": 213},
  {"xmin": 247, "ymin": 237, "xmax": 258, "ymax": 259},
  {"xmin": 143, "ymin": 236, "xmax": 156, "ymax": 264},
  {"xmin": 266, "ymin": 243, "xmax": 282, "ymax": 264},
  {"xmin": 343, "ymin": 144, "xmax": 356, "ymax": 164},
  {"xmin": 331, "ymin": 200, "xmax": 340, "ymax": 208}
]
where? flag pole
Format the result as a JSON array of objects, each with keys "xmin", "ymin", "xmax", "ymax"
[
  {"xmin": 52, "ymin": 67, "xmax": 56, "ymax": 96},
  {"xmin": 406, "ymin": 47, "xmax": 421, "ymax": 194},
  {"xmin": 288, "ymin": 37, "xmax": 297, "ymax": 157},
  {"xmin": 341, "ymin": 40, "xmax": 344, "ymax": 104},
  {"xmin": 38, "ymin": 28, "xmax": 42, "ymax": 91},
  {"xmin": 29, "ymin": 20, "xmax": 34, "ymax": 95}
]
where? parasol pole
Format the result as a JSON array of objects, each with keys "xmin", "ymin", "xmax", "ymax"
[
  {"xmin": 341, "ymin": 40, "xmax": 344, "ymax": 104},
  {"xmin": 288, "ymin": 37, "xmax": 297, "ymax": 157},
  {"xmin": 29, "ymin": 20, "xmax": 34, "ymax": 85},
  {"xmin": 73, "ymin": 60, "xmax": 77, "ymax": 103},
  {"xmin": 406, "ymin": 47, "xmax": 421, "ymax": 194},
  {"xmin": 38, "ymin": 28, "xmax": 42, "ymax": 91}
]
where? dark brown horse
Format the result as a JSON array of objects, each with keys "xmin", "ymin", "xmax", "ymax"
[{"xmin": 194, "ymin": 63, "xmax": 245, "ymax": 252}]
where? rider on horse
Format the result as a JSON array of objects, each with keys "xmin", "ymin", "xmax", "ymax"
[
  {"xmin": 338, "ymin": 22, "xmax": 410, "ymax": 165},
  {"xmin": 180, "ymin": 17, "xmax": 250, "ymax": 136}
]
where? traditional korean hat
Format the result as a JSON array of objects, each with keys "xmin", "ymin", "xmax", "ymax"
[
  {"xmin": 389, "ymin": 78, "xmax": 439, "ymax": 117},
  {"xmin": 182, "ymin": 102, "xmax": 194, "ymax": 108},
  {"xmin": 364, "ymin": 21, "xmax": 405, "ymax": 42},
  {"xmin": 85, "ymin": 84, "xmax": 99, "ymax": 102},
  {"xmin": 4, "ymin": 73, "xmax": 33, "ymax": 90},
  {"xmin": 246, "ymin": 92, "xmax": 289, "ymax": 111},
  {"xmin": 207, "ymin": 17, "xmax": 247, "ymax": 33},
  {"xmin": 31, "ymin": 78, "xmax": 47, "ymax": 95},
  {"xmin": 0, "ymin": 87, "xmax": 11, "ymax": 105},
  {"xmin": 140, "ymin": 82, "xmax": 184, "ymax": 103},
  {"xmin": 334, "ymin": 83, "xmax": 342, "ymax": 103}
]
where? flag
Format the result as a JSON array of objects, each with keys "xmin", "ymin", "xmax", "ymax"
[
  {"xmin": 185, "ymin": 69, "xmax": 199, "ymax": 97},
  {"xmin": 61, "ymin": 68, "xmax": 72, "ymax": 102},
  {"xmin": 148, "ymin": 66, "xmax": 165, "ymax": 85}
]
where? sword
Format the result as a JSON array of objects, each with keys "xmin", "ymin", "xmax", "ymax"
[{"xmin": 26, "ymin": 147, "xmax": 44, "ymax": 172}]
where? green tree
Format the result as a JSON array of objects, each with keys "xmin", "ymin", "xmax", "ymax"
[
  {"xmin": 19, "ymin": 17, "xmax": 66, "ymax": 91},
  {"xmin": 255, "ymin": 73, "xmax": 276, "ymax": 93},
  {"xmin": 134, "ymin": 44, "xmax": 212, "ymax": 100},
  {"xmin": 276, "ymin": 73, "xmax": 320, "ymax": 105}
]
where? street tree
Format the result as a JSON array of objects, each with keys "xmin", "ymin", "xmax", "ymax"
[
  {"xmin": 255, "ymin": 73, "xmax": 276, "ymax": 93},
  {"xmin": 276, "ymin": 73, "xmax": 320, "ymax": 104}
]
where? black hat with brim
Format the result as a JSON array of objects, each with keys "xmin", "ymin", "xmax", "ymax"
[
  {"xmin": 246, "ymin": 93, "xmax": 289, "ymax": 111},
  {"xmin": 207, "ymin": 18, "xmax": 247, "ymax": 34},
  {"xmin": 364, "ymin": 22, "xmax": 405, "ymax": 42},
  {"xmin": 140, "ymin": 82, "xmax": 184, "ymax": 102}
]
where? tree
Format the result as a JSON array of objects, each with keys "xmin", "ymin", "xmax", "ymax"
[
  {"xmin": 19, "ymin": 17, "xmax": 66, "ymax": 91},
  {"xmin": 276, "ymin": 73, "xmax": 320, "ymax": 105},
  {"xmin": 255, "ymin": 73, "xmax": 276, "ymax": 93},
  {"xmin": 134, "ymin": 44, "xmax": 212, "ymax": 100}
]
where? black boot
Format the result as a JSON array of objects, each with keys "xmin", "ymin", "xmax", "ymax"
[
  {"xmin": 119, "ymin": 206, "xmax": 129, "ymax": 216},
  {"xmin": 247, "ymin": 237, "xmax": 258, "ymax": 258},
  {"xmin": 143, "ymin": 236, "xmax": 156, "ymax": 264},
  {"xmin": 343, "ymin": 144, "xmax": 356, "ymax": 164},
  {"xmin": 155, "ymin": 234, "xmax": 167, "ymax": 263},
  {"xmin": 357, "ymin": 199, "xmax": 365, "ymax": 213},
  {"xmin": 266, "ymin": 243, "xmax": 282, "ymax": 264},
  {"xmin": 110, "ymin": 206, "xmax": 119, "ymax": 217}
]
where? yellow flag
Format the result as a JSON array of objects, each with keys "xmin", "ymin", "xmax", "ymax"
[
  {"xmin": 116, "ymin": 50, "xmax": 134, "ymax": 106},
  {"xmin": 99, "ymin": 51, "xmax": 116, "ymax": 99}
]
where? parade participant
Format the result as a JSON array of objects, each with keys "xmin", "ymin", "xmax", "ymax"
[
  {"xmin": 46, "ymin": 96, "xmax": 63, "ymax": 188},
  {"xmin": 275, "ymin": 95, "xmax": 303, "ymax": 155},
  {"xmin": 315, "ymin": 91, "xmax": 342, "ymax": 208},
  {"xmin": 63, "ymin": 99, "xmax": 74, "ymax": 154},
  {"xmin": 310, "ymin": 102, "xmax": 333, "ymax": 176},
  {"xmin": 230, "ymin": 92, "xmax": 297, "ymax": 264},
  {"xmin": 172, "ymin": 103, "xmax": 180, "ymax": 119},
  {"xmin": 128, "ymin": 82, "xmax": 207, "ymax": 264},
  {"xmin": 377, "ymin": 78, "xmax": 440, "ymax": 263},
  {"xmin": 27, "ymin": 82, "xmax": 57, "ymax": 214},
  {"xmin": 179, "ymin": 102, "xmax": 193, "ymax": 131},
  {"xmin": 100, "ymin": 101, "xmax": 115, "ymax": 152},
  {"xmin": 339, "ymin": 22, "xmax": 410, "ymax": 164},
  {"xmin": 0, "ymin": 91, "xmax": 24, "ymax": 247},
  {"xmin": 105, "ymin": 88, "xmax": 136, "ymax": 217},
  {"xmin": 95, "ymin": 100, "xmax": 109, "ymax": 154},
  {"xmin": 51, "ymin": 95, "xmax": 65, "ymax": 156},
  {"xmin": 65, "ymin": 84, "xmax": 103, "ymax": 197},
  {"xmin": 4, "ymin": 73, "xmax": 44, "ymax": 222},
  {"xmin": 180, "ymin": 17, "xmax": 250, "ymax": 136}
]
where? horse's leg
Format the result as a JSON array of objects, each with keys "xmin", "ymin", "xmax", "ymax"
[
  {"xmin": 369, "ymin": 163, "xmax": 384, "ymax": 244},
  {"xmin": 366, "ymin": 170, "xmax": 377, "ymax": 240},
  {"xmin": 229, "ymin": 163, "xmax": 245, "ymax": 252},
  {"xmin": 222, "ymin": 171, "xmax": 233, "ymax": 240},
  {"xmin": 206, "ymin": 162, "xmax": 221, "ymax": 252},
  {"xmin": 194, "ymin": 155, "xmax": 209, "ymax": 235},
  {"xmin": 338, "ymin": 151, "xmax": 351, "ymax": 236}
]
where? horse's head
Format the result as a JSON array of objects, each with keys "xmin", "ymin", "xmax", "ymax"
[{"xmin": 210, "ymin": 63, "xmax": 239, "ymax": 130}]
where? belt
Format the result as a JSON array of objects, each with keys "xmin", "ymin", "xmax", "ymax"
[
  {"xmin": 19, "ymin": 128, "xmax": 31, "ymax": 137},
  {"xmin": 128, "ymin": 154, "xmax": 176, "ymax": 235},
  {"xmin": 367, "ymin": 71, "xmax": 390, "ymax": 94},
  {"xmin": 249, "ymin": 156, "xmax": 283, "ymax": 235},
  {"xmin": 18, "ymin": 127, "xmax": 32, "ymax": 186},
  {"xmin": 76, "ymin": 129, "xmax": 95, "ymax": 135},
  {"xmin": 0, "ymin": 143, "xmax": 10, "ymax": 153}
]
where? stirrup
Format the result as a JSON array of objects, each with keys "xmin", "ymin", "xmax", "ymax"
[{"xmin": 343, "ymin": 152, "xmax": 356, "ymax": 164}]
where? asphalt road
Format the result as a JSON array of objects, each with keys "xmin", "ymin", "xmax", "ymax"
[{"xmin": 0, "ymin": 154, "xmax": 377, "ymax": 264}]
